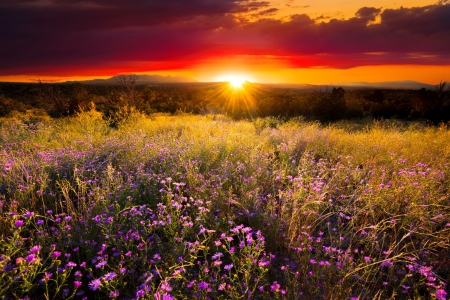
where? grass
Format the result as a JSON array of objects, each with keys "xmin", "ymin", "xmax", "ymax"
[{"xmin": 0, "ymin": 109, "xmax": 449, "ymax": 299}]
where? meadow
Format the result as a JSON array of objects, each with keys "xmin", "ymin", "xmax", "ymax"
[{"xmin": 0, "ymin": 109, "xmax": 449, "ymax": 299}]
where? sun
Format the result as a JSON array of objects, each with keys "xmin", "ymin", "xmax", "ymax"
[
  {"xmin": 216, "ymin": 74, "xmax": 252, "ymax": 88},
  {"xmin": 229, "ymin": 76, "xmax": 247, "ymax": 88}
]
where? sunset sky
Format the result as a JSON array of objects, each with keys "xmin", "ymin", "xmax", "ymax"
[{"xmin": 1, "ymin": 0, "xmax": 449, "ymax": 84}]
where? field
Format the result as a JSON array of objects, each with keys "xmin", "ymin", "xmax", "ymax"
[{"xmin": 1, "ymin": 110, "xmax": 449, "ymax": 299}]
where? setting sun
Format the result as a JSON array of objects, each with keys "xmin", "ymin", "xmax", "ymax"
[{"xmin": 216, "ymin": 74, "xmax": 252, "ymax": 88}]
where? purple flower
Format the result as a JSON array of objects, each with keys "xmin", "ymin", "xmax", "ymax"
[
  {"xmin": 14, "ymin": 220, "xmax": 24, "ymax": 228},
  {"xmin": 271, "ymin": 281, "xmax": 281, "ymax": 292},
  {"xmin": 104, "ymin": 272, "xmax": 116, "ymax": 281},
  {"xmin": 24, "ymin": 211, "xmax": 34, "ymax": 218},
  {"xmin": 74, "ymin": 281, "xmax": 82, "ymax": 288},
  {"xmin": 42, "ymin": 272, "xmax": 52, "ymax": 282},
  {"xmin": 30, "ymin": 245, "xmax": 42, "ymax": 254},
  {"xmin": 66, "ymin": 261, "xmax": 77, "ymax": 267},
  {"xmin": 224, "ymin": 264, "xmax": 233, "ymax": 271},
  {"xmin": 364, "ymin": 256, "xmax": 371, "ymax": 263},
  {"xmin": 88, "ymin": 278, "xmax": 101, "ymax": 291},
  {"xmin": 212, "ymin": 252, "xmax": 223, "ymax": 260},
  {"xmin": 136, "ymin": 290, "xmax": 146, "ymax": 298},
  {"xmin": 26, "ymin": 254, "xmax": 38, "ymax": 264},
  {"xmin": 160, "ymin": 281, "xmax": 172, "ymax": 292},
  {"xmin": 436, "ymin": 289, "xmax": 447, "ymax": 299},
  {"xmin": 109, "ymin": 290, "xmax": 120, "ymax": 299},
  {"xmin": 51, "ymin": 251, "xmax": 61, "ymax": 259},
  {"xmin": 198, "ymin": 281, "xmax": 209, "ymax": 290}
]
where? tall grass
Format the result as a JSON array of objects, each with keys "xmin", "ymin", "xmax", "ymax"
[{"xmin": 0, "ymin": 110, "xmax": 448, "ymax": 299}]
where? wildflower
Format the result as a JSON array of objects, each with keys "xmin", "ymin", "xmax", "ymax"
[
  {"xmin": 436, "ymin": 289, "xmax": 447, "ymax": 299},
  {"xmin": 66, "ymin": 261, "xmax": 77, "ymax": 267},
  {"xmin": 96, "ymin": 260, "xmax": 107, "ymax": 268},
  {"xmin": 271, "ymin": 281, "xmax": 281, "ymax": 292},
  {"xmin": 381, "ymin": 260, "xmax": 393, "ymax": 268},
  {"xmin": 42, "ymin": 272, "xmax": 52, "ymax": 282},
  {"xmin": 74, "ymin": 281, "xmax": 82, "ymax": 288},
  {"xmin": 259, "ymin": 258, "xmax": 270, "ymax": 267},
  {"xmin": 26, "ymin": 254, "xmax": 38, "ymax": 264},
  {"xmin": 212, "ymin": 252, "xmax": 223, "ymax": 260},
  {"xmin": 364, "ymin": 256, "xmax": 371, "ymax": 263},
  {"xmin": 51, "ymin": 251, "xmax": 61, "ymax": 259},
  {"xmin": 224, "ymin": 264, "xmax": 233, "ymax": 271},
  {"xmin": 14, "ymin": 220, "xmax": 24, "ymax": 228},
  {"xmin": 160, "ymin": 281, "xmax": 172, "ymax": 292},
  {"xmin": 36, "ymin": 219, "xmax": 44, "ymax": 225},
  {"xmin": 88, "ymin": 278, "xmax": 102, "ymax": 291},
  {"xmin": 136, "ymin": 290, "xmax": 146, "ymax": 298},
  {"xmin": 24, "ymin": 211, "xmax": 34, "ymax": 218},
  {"xmin": 104, "ymin": 272, "xmax": 116, "ymax": 281},
  {"xmin": 199, "ymin": 281, "xmax": 209, "ymax": 290},
  {"xmin": 30, "ymin": 245, "xmax": 42, "ymax": 254},
  {"xmin": 109, "ymin": 290, "xmax": 120, "ymax": 299}
]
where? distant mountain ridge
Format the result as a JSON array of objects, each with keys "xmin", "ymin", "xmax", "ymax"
[
  {"xmin": 65, "ymin": 74, "xmax": 198, "ymax": 84},
  {"xmin": 259, "ymin": 80, "xmax": 438, "ymax": 90},
  {"xmin": 332, "ymin": 80, "xmax": 435, "ymax": 90}
]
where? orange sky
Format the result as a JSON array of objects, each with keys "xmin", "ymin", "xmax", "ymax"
[{"xmin": 0, "ymin": 0, "xmax": 449, "ymax": 84}]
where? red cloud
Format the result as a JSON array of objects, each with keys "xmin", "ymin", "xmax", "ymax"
[{"xmin": 0, "ymin": 1, "xmax": 449, "ymax": 76}]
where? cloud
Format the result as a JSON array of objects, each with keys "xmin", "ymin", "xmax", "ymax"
[{"xmin": 0, "ymin": 1, "xmax": 449, "ymax": 76}]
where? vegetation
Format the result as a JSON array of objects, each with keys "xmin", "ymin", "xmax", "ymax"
[
  {"xmin": 0, "ymin": 80, "xmax": 449, "ymax": 122},
  {"xmin": 1, "ymin": 110, "xmax": 449, "ymax": 299}
]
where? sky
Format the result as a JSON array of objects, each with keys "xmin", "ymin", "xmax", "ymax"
[{"xmin": 0, "ymin": 0, "xmax": 449, "ymax": 84}]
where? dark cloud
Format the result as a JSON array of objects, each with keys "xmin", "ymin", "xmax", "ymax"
[
  {"xmin": 253, "ymin": 8, "xmax": 279, "ymax": 16},
  {"xmin": 0, "ymin": 1, "xmax": 449, "ymax": 76}
]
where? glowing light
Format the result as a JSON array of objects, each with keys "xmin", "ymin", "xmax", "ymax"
[{"xmin": 216, "ymin": 74, "xmax": 252, "ymax": 88}]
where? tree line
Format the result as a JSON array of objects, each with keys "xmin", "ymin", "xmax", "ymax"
[{"xmin": 1, "ymin": 77, "xmax": 449, "ymax": 123}]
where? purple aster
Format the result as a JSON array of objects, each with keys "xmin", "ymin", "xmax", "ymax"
[
  {"xmin": 26, "ymin": 254, "xmax": 39, "ymax": 264},
  {"xmin": 66, "ymin": 261, "xmax": 77, "ymax": 267},
  {"xmin": 14, "ymin": 220, "xmax": 24, "ymax": 228},
  {"xmin": 30, "ymin": 245, "xmax": 42, "ymax": 254},
  {"xmin": 109, "ymin": 290, "xmax": 120, "ymax": 299},
  {"xmin": 88, "ymin": 278, "xmax": 101, "ymax": 291},
  {"xmin": 104, "ymin": 272, "xmax": 116, "ymax": 281},
  {"xmin": 136, "ymin": 290, "xmax": 146, "ymax": 298},
  {"xmin": 42, "ymin": 272, "xmax": 52, "ymax": 282},
  {"xmin": 198, "ymin": 281, "xmax": 209, "ymax": 290},
  {"xmin": 160, "ymin": 281, "xmax": 172, "ymax": 292},
  {"xmin": 436, "ymin": 289, "xmax": 447, "ymax": 299}
]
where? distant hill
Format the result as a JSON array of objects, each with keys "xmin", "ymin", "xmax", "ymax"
[
  {"xmin": 65, "ymin": 74, "xmax": 198, "ymax": 85},
  {"xmin": 259, "ymin": 80, "xmax": 436, "ymax": 91},
  {"xmin": 333, "ymin": 80, "xmax": 435, "ymax": 90}
]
